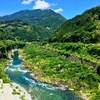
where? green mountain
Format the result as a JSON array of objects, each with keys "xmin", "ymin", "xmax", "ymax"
[
  {"xmin": 0, "ymin": 20, "xmax": 51, "ymax": 42},
  {"xmin": 0, "ymin": 9, "xmax": 66, "ymax": 30},
  {"xmin": 49, "ymin": 6, "xmax": 100, "ymax": 43}
]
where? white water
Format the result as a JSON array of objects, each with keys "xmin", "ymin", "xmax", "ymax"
[{"xmin": 4, "ymin": 51, "xmax": 82, "ymax": 100}]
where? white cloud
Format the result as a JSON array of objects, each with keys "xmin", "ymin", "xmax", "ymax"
[
  {"xmin": 54, "ymin": 8, "xmax": 63, "ymax": 13},
  {"xmin": 21, "ymin": 0, "xmax": 63, "ymax": 13},
  {"xmin": 21, "ymin": 0, "xmax": 34, "ymax": 5},
  {"xmin": 33, "ymin": 0, "xmax": 50, "ymax": 9},
  {"xmin": 50, "ymin": 3, "xmax": 57, "ymax": 6}
]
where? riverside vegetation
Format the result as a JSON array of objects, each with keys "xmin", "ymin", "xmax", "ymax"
[
  {"xmin": 21, "ymin": 42, "xmax": 100, "ymax": 100},
  {"xmin": 1, "ymin": 5, "xmax": 100, "ymax": 100}
]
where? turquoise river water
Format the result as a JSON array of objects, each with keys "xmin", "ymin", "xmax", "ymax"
[{"xmin": 4, "ymin": 51, "xmax": 82, "ymax": 100}]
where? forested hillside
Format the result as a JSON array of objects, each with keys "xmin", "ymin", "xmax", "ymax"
[
  {"xmin": 0, "ymin": 9, "xmax": 66, "ymax": 30},
  {"xmin": 49, "ymin": 6, "xmax": 100, "ymax": 43},
  {"xmin": 0, "ymin": 20, "xmax": 51, "ymax": 42}
]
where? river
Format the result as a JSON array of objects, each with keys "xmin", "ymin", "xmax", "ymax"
[{"xmin": 4, "ymin": 50, "xmax": 82, "ymax": 100}]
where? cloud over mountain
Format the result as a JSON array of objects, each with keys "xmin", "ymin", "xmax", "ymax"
[
  {"xmin": 54, "ymin": 8, "xmax": 63, "ymax": 13},
  {"xmin": 33, "ymin": 0, "xmax": 50, "ymax": 9},
  {"xmin": 21, "ymin": 0, "xmax": 63, "ymax": 13},
  {"xmin": 21, "ymin": 0, "xmax": 34, "ymax": 5}
]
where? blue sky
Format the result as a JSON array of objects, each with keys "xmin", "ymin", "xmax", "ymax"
[{"xmin": 0, "ymin": 0, "xmax": 100, "ymax": 19}]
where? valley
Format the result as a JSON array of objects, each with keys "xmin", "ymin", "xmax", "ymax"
[{"xmin": 0, "ymin": 5, "xmax": 100, "ymax": 100}]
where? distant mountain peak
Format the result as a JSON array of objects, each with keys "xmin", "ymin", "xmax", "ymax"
[{"xmin": 0, "ymin": 9, "xmax": 66, "ymax": 30}]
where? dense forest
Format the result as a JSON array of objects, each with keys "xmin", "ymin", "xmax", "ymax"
[
  {"xmin": 1, "ymin": 5, "xmax": 100, "ymax": 100},
  {"xmin": 48, "ymin": 6, "xmax": 100, "ymax": 43},
  {"xmin": 0, "ymin": 20, "xmax": 51, "ymax": 42}
]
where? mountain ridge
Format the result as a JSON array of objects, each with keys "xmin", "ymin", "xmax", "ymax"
[{"xmin": 0, "ymin": 9, "xmax": 66, "ymax": 30}]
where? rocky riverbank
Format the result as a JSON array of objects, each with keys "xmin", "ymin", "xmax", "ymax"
[
  {"xmin": 0, "ymin": 79, "xmax": 32, "ymax": 100},
  {"xmin": 30, "ymin": 72, "xmax": 90, "ymax": 100}
]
